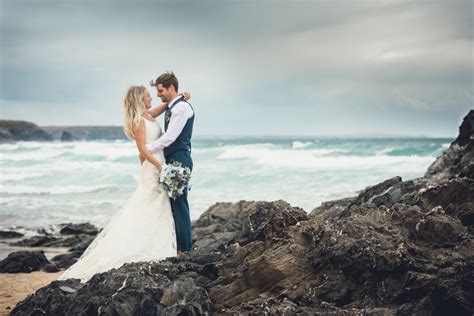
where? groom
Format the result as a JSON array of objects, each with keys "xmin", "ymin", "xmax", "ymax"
[{"xmin": 146, "ymin": 72, "xmax": 194, "ymax": 256}]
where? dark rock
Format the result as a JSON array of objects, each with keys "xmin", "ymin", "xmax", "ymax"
[
  {"xmin": 43, "ymin": 262, "xmax": 60, "ymax": 273},
  {"xmin": 309, "ymin": 196, "xmax": 357, "ymax": 220},
  {"xmin": 11, "ymin": 235, "xmax": 60, "ymax": 247},
  {"xmin": 68, "ymin": 235, "xmax": 95, "ymax": 252},
  {"xmin": 355, "ymin": 176, "xmax": 403, "ymax": 204},
  {"xmin": 191, "ymin": 200, "xmax": 307, "ymax": 250},
  {"xmin": 348, "ymin": 176, "xmax": 418, "ymax": 211},
  {"xmin": 418, "ymin": 178, "xmax": 474, "ymax": 229},
  {"xmin": 425, "ymin": 110, "xmax": 474, "ymax": 182},
  {"xmin": 192, "ymin": 201, "xmax": 266, "ymax": 249},
  {"xmin": 0, "ymin": 251, "xmax": 50, "ymax": 273},
  {"xmin": 51, "ymin": 251, "xmax": 84, "ymax": 269},
  {"xmin": 12, "ymin": 278, "xmax": 83, "ymax": 315},
  {"xmin": 60, "ymin": 131, "xmax": 73, "ymax": 141},
  {"xmin": 47, "ymin": 234, "xmax": 95, "ymax": 248},
  {"xmin": 414, "ymin": 206, "xmax": 468, "ymax": 245},
  {"xmin": 0, "ymin": 120, "xmax": 52, "ymax": 142},
  {"xmin": 59, "ymin": 223, "xmax": 99, "ymax": 236},
  {"xmin": 246, "ymin": 200, "xmax": 308, "ymax": 242},
  {"xmin": 310, "ymin": 178, "xmax": 420, "ymax": 222},
  {"xmin": 0, "ymin": 230, "xmax": 24, "ymax": 239},
  {"xmin": 12, "ymin": 249, "xmax": 217, "ymax": 316},
  {"xmin": 10, "ymin": 233, "xmax": 93, "ymax": 248},
  {"xmin": 36, "ymin": 227, "xmax": 56, "ymax": 235}
]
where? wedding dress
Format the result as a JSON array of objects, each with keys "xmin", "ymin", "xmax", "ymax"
[{"xmin": 58, "ymin": 119, "xmax": 177, "ymax": 283}]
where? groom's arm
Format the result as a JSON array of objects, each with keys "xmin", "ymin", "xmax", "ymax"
[{"xmin": 146, "ymin": 103, "xmax": 193, "ymax": 153}]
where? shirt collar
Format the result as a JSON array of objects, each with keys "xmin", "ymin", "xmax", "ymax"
[{"xmin": 168, "ymin": 95, "xmax": 183, "ymax": 108}]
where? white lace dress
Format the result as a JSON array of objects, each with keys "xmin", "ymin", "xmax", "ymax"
[{"xmin": 58, "ymin": 119, "xmax": 177, "ymax": 283}]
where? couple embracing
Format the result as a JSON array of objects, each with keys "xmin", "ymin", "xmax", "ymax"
[{"xmin": 59, "ymin": 72, "xmax": 195, "ymax": 283}]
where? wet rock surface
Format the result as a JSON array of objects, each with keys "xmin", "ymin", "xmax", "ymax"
[
  {"xmin": 59, "ymin": 223, "xmax": 99, "ymax": 236},
  {"xmin": 10, "ymin": 223, "xmax": 98, "ymax": 249},
  {"xmin": 0, "ymin": 251, "xmax": 50, "ymax": 273},
  {"xmin": 0, "ymin": 231, "xmax": 24, "ymax": 239},
  {"xmin": 425, "ymin": 110, "xmax": 474, "ymax": 183},
  {"xmin": 11, "ymin": 111, "xmax": 474, "ymax": 315}
]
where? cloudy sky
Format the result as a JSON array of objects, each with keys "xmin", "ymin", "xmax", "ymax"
[{"xmin": 1, "ymin": 0, "xmax": 472, "ymax": 137}]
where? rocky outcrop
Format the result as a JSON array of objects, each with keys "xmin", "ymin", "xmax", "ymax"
[
  {"xmin": 43, "ymin": 126, "xmax": 127, "ymax": 141},
  {"xmin": 12, "ymin": 251, "xmax": 217, "ymax": 315},
  {"xmin": 0, "ymin": 251, "xmax": 50, "ymax": 273},
  {"xmin": 192, "ymin": 200, "xmax": 307, "ymax": 249},
  {"xmin": 11, "ymin": 233, "xmax": 95, "ymax": 248},
  {"xmin": 59, "ymin": 223, "xmax": 99, "ymax": 236},
  {"xmin": 0, "ymin": 120, "xmax": 127, "ymax": 142},
  {"xmin": 60, "ymin": 131, "xmax": 74, "ymax": 141},
  {"xmin": 0, "ymin": 230, "xmax": 24, "ymax": 239},
  {"xmin": 10, "ymin": 222, "xmax": 98, "ymax": 249},
  {"xmin": 7, "ymin": 223, "xmax": 98, "ymax": 270},
  {"xmin": 51, "ymin": 251, "xmax": 84, "ymax": 269},
  {"xmin": 11, "ymin": 110, "xmax": 474, "ymax": 315},
  {"xmin": 0, "ymin": 120, "xmax": 52, "ymax": 142},
  {"xmin": 425, "ymin": 110, "xmax": 474, "ymax": 183}
]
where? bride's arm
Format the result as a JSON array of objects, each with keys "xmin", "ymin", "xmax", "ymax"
[
  {"xmin": 147, "ymin": 102, "xmax": 168, "ymax": 119},
  {"xmin": 132, "ymin": 119, "xmax": 163, "ymax": 171},
  {"xmin": 147, "ymin": 92, "xmax": 192, "ymax": 118}
]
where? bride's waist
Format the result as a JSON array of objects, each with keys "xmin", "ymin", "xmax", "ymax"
[
  {"xmin": 143, "ymin": 152, "xmax": 165, "ymax": 165},
  {"xmin": 145, "ymin": 148, "xmax": 164, "ymax": 157}
]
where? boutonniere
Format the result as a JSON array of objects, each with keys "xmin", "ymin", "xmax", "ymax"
[{"xmin": 166, "ymin": 115, "xmax": 171, "ymax": 123}]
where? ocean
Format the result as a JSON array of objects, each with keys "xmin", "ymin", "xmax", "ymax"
[{"xmin": 0, "ymin": 137, "xmax": 451, "ymax": 235}]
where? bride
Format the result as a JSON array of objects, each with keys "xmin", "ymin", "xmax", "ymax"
[{"xmin": 58, "ymin": 85, "xmax": 190, "ymax": 283}]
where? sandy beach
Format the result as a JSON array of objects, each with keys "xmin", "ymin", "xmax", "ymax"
[
  {"xmin": 0, "ymin": 271, "xmax": 63, "ymax": 315},
  {"xmin": 0, "ymin": 243, "xmax": 67, "ymax": 315}
]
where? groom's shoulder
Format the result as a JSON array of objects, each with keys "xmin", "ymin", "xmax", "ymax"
[{"xmin": 172, "ymin": 100, "xmax": 194, "ymax": 114}]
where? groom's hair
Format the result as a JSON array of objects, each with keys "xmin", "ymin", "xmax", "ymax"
[{"xmin": 150, "ymin": 72, "xmax": 179, "ymax": 92}]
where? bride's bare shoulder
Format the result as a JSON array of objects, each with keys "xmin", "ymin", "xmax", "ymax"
[{"xmin": 131, "ymin": 118, "xmax": 146, "ymax": 135}]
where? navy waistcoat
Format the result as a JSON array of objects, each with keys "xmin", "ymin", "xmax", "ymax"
[{"xmin": 164, "ymin": 96, "xmax": 194, "ymax": 158}]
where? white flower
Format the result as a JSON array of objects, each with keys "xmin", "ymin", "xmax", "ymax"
[{"xmin": 157, "ymin": 162, "xmax": 192, "ymax": 200}]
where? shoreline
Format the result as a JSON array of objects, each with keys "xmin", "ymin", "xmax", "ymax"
[
  {"xmin": 0, "ymin": 243, "xmax": 69, "ymax": 261},
  {"xmin": 0, "ymin": 271, "xmax": 63, "ymax": 315},
  {"xmin": 0, "ymin": 243, "xmax": 69, "ymax": 314}
]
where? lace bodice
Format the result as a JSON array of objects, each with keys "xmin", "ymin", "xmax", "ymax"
[
  {"xmin": 144, "ymin": 118, "xmax": 160, "ymax": 143},
  {"xmin": 139, "ymin": 119, "xmax": 166, "ymax": 190}
]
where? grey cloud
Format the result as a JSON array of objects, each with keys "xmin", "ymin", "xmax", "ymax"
[{"xmin": 0, "ymin": 0, "xmax": 472, "ymax": 136}]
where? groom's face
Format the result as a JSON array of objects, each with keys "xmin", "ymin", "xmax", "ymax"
[{"xmin": 156, "ymin": 84, "xmax": 172, "ymax": 103}]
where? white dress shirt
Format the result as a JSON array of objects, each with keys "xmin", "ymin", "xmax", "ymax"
[{"xmin": 146, "ymin": 95, "xmax": 194, "ymax": 154}]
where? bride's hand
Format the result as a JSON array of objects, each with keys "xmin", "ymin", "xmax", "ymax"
[
  {"xmin": 155, "ymin": 162, "xmax": 163, "ymax": 172},
  {"xmin": 180, "ymin": 92, "xmax": 191, "ymax": 101}
]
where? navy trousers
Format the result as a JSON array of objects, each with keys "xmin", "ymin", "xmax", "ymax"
[{"xmin": 166, "ymin": 150, "xmax": 193, "ymax": 252}]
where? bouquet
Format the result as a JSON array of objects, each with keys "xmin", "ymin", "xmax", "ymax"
[{"xmin": 159, "ymin": 161, "xmax": 192, "ymax": 200}]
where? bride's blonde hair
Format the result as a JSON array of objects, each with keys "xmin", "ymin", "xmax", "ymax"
[{"xmin": 122, "ymin": 85, "xmax": 147, "ymax": 140}]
